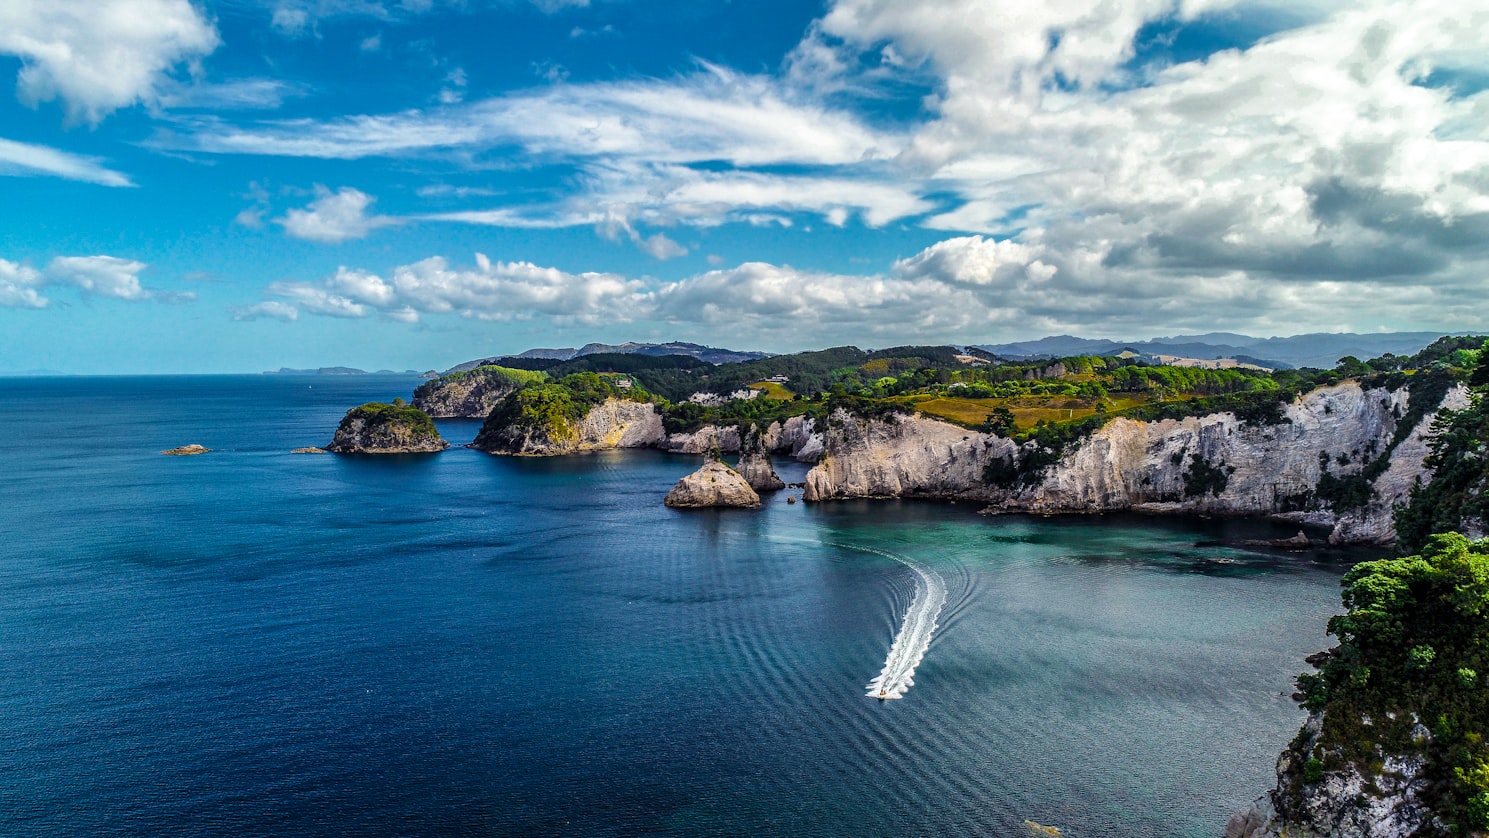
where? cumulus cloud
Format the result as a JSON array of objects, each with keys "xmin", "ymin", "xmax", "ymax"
[
  {"xmin": 277, "ymin": 186, "xmax": 396, "ymax": 242},
  {"xmin": 0, "ymin": 137, "xmax": 133, "ymax": 187},
  {"xmin": 47, "ymin": 256, "xmax": 153, "ymax": 300},
  {"xmin": 158, "ymin": 0, "xmax": 1489, "ymax": 335},
  {"xmin": 0, "ymin": 259, "xmax": 48, "ymax": 309},
  {"xmin": 0, "ymin": 0, "xmax": 219, "ymax": 124},
  {"xmin": 1, "ymin": 255, "xmax": 189, "ymax": 306},
  {"xmin": 243, "ymin": 230, "xmax": 1489, "ymax": 344},
  {"xmin": 256, "ymin": 254, "xmax": 646, "ymax": 324}
]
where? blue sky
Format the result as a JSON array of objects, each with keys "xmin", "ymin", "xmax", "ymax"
[{"xmin": 1, "ymin": 0, "xmax": 1486, "ymax": 373}]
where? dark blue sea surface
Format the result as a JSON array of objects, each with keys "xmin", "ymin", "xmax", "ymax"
[{"xmin": 0, "ymin": 376, "xmax": 1357, "ymax": 836}]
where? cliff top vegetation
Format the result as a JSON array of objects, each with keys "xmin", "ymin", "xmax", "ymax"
[
  {"xmin": 342, "ymin": 399, "xmax": 440, "ymax": 437},
  {"xmin": 1293, "ymin": 532, "xmax": 1489, "ymax": 834}
]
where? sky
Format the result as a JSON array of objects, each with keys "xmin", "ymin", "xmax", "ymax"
[{"xmin": 0, "ymin": 0, "xmax": 1486, "ymax": 373}]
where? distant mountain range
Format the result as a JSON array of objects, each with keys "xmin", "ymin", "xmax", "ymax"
[
  {"xmin": 516, "ymin": 341, "xmax": 773, "ymax": 364},
  {"xmin": 443, "ymin": 341, "xmax": 773, "ymax": 374},
  {"xmin": 973, "ymin": 332, "xmax": 1452, "ymax": 370}
]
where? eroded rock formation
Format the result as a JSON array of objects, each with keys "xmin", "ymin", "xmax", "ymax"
[{"xmin": 664, "ymin": 460, "xmax": 761, "ymax": 508}]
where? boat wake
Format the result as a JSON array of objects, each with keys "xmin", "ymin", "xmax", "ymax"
[{"xmin": 837, "ymin": 543, "xmax": 947, "ymax": 701}]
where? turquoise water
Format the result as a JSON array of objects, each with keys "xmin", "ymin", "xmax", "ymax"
[{"xmin": 0, "ymin": 376, "xmax": 1354, "ymax": 836}]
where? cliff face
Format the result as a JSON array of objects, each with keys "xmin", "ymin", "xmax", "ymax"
[
  {"xmin": 657, "ymin": 424, "xmax": 742, "ymax": 455},
  {"xmin": 804, "ymin": 411, "xmax": 1018, "ymax": 501},
  {"xmin": 1227, "ymin": 712, "xmax": 1439, "ymax": 838},
  {"xmin": 412, "ymin": 370, "xmax": 524, "ymax": 418},
  {"xmin": 472, "ymin": 398, "xmax": 664, "ymax": 456},
  {"xmin": 327, "ymin": 403, "xmax": 448, "ymax": 454},
  {"xmin": 802, "ymin": 382, "xmax": 1467, "ymax": 544},
  {"xmin": 655, "ymin": 416, "xmax": 824, "ymax": 461}
]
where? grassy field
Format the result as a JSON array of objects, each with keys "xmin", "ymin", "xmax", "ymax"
[
  {"xmin": 909, "ymin": 395, "xmax": 1149, "ymax": 430},
  {"xmin": 748, "ymin": 381, "xmax": 794, "ymax": 400}
]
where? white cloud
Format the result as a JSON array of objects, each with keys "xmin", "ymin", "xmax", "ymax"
[
  {"xmin": 232, "ymin": 300, "xmax": 300, "ymax": 321},
  {"xmin": 257, "ymin": 254, "xmax": 646, "ymax": 324},
  {"xmin": 157, "ymin": 78, "xmax": 307, "ymax": 111},
  {"xmin": 531, "ymin": 0, "xmax": 589, "ymax": 11},
  {"xmin": 0, "ymin": 137, "xmax": 133, "ymax": 187},
  {"xmin": 243, "ymin": 231, "xmax": 1489, "ymax": 344},
  {"xmin": 171, "ymin": 65, "xmax": 897, "ymax": 167},
  {"xmin": 0, "ymin": 259, "xmax": 48, "ymax": 309},
  {"xmin": 277, "ymin": 186, "xmax": 396, "ymax": 242},
  {"xmin": 1, "ymin": 254, "xmax": 191, "ymax": 306},
  {"xmin": 0, "ymin": 0, "xmax": 219, "ymax": 124},
  {"xmin": 271, "ymin": 7, "xmax": 311, "ymax": 36},
  {"xmin": 155, "ymin": 0, "xmax": 1489, "ymax": 330},
  {"xmin": 47, "ymin": 255, "xmax": 152, "ymax": 300},
  {"xmin": 360, "ymin": 33, "xmax": 383, "ymax": 52}
]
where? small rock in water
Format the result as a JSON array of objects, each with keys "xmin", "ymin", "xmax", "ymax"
[
  {"xmin": 1243, "ymin": 530, "xmax": 1312, "ymax": 550},
  {"xmin": 1024, "ymin": 821, "xmax": 1062, "ymax": 836},
  {"xmin": 787, "ymin": 496, "xmax": 797, "ymax": 504},
  {"xmin": 291, "ymin": 447, "xmax": 328, "ymax": 454},
  {"xmin": 161, "ymin": 444, "xmax": 210, "ymax": 456}
]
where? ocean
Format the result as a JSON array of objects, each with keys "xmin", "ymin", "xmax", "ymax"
[{"xmin": 0, "ymin": 375, "xmax": 1356, "ymax": 836}]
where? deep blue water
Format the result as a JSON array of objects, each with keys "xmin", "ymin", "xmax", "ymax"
[{"xmin": 0, "ymin": 376, "xmax": 1359, "ymax": 837}]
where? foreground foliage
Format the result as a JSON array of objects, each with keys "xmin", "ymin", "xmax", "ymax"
[
  {"xmin": 1395, "ymin": 346, "xmax": 1489, "ymax": 554},
  {"xmin": 1294, "ymin": 533, "xmax": 1489, "ymax": 833}
]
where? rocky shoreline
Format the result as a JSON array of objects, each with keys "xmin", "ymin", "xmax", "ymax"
[{"xmin": 452, "ymin": 380, "xmax": 1463, "ymax": 544}]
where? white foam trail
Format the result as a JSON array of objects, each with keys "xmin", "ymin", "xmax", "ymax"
[{"xmin": 840, "ymin": 544, "xmax": 947, "ymax": 700}]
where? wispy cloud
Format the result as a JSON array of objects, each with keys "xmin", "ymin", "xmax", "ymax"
[
  {"xmin": 157, "ymin": 78, "xmax": 309, "ymax": 111},
  {"xmin": 0, "ymin": 137, "xmax": 134, "ymax": 187}
]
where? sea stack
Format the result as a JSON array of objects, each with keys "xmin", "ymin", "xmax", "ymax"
[
  {"xmin": 326, "ymin": 400, "xmax": 448, "ymax": 454},
  {"xmin": 665, "ymin": 460, "xmax": 761, "ymax": 508},
  {"xmin": 735, "ymin": 424, "xmax": 785, "ymax": 492}
]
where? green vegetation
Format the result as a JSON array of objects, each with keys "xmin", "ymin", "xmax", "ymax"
[
  {"xmin": 1292, "ymin": 533, "xmax": 1489, "ymax": 833},
  {"xmin": 343, "ymin": 400, "xmax": 439, "ymax": 437},
  {"xmin": 1395, "ymin": 342, "xmax": 1489, "ymax": 554},
  {"xmin": 478, "ymin": 372, "xmax": 652, "ymax": 442},
  {"xmin": 458, "ymin": 337, "xmax": 1485, "ymax": 498}
]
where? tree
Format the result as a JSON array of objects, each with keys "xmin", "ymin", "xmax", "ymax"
[{"xmin": 980, "ymin": 406, "xmax": 1016, "ymax": 437}]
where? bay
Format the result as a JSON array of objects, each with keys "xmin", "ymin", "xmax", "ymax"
[{"xmin": 0, "ymin": 376, "xmax": 1352, "ymax": 836}]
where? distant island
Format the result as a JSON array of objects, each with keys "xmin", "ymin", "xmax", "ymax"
[{"xmin": 263, "ymin": 367, "xmax": 422, "ymax": 376}]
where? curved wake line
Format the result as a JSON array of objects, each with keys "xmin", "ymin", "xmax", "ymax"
[{"xmin": 832, "ymin": 543, "xmax": 947, "ymax": 700}]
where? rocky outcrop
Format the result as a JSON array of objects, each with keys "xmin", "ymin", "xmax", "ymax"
[
  {"xmin": 664, "ymin": 460, "xmax": 761, "ymax": 508},
  {"xmin": 735, "ymin": 425, "xmax": 785, "ymax": 492},
  {"xmin": 161, "ymin": 444, "xmax": 210, "ymax": 456},
  {"xmin": 327, "ymin": 402, "xmax": 448, "ymax": 454},
  {"xmin": 412, "ymin": 367, "xmax": 528, "ymax": 418},
  {"xmin": 1226, "ymin": 713, "xmax": 1440, "ymax": 837},
  {"xmin": 473, "ymin": 398, "xmax": 664, "ymax": 456},
  {"xmin": 804, "ymin": 411, "xmax": 1015, "ymax": 501},
  {"xmin": 802, "ymin": 382, "xmax": 1467, "ymax": 544}
]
